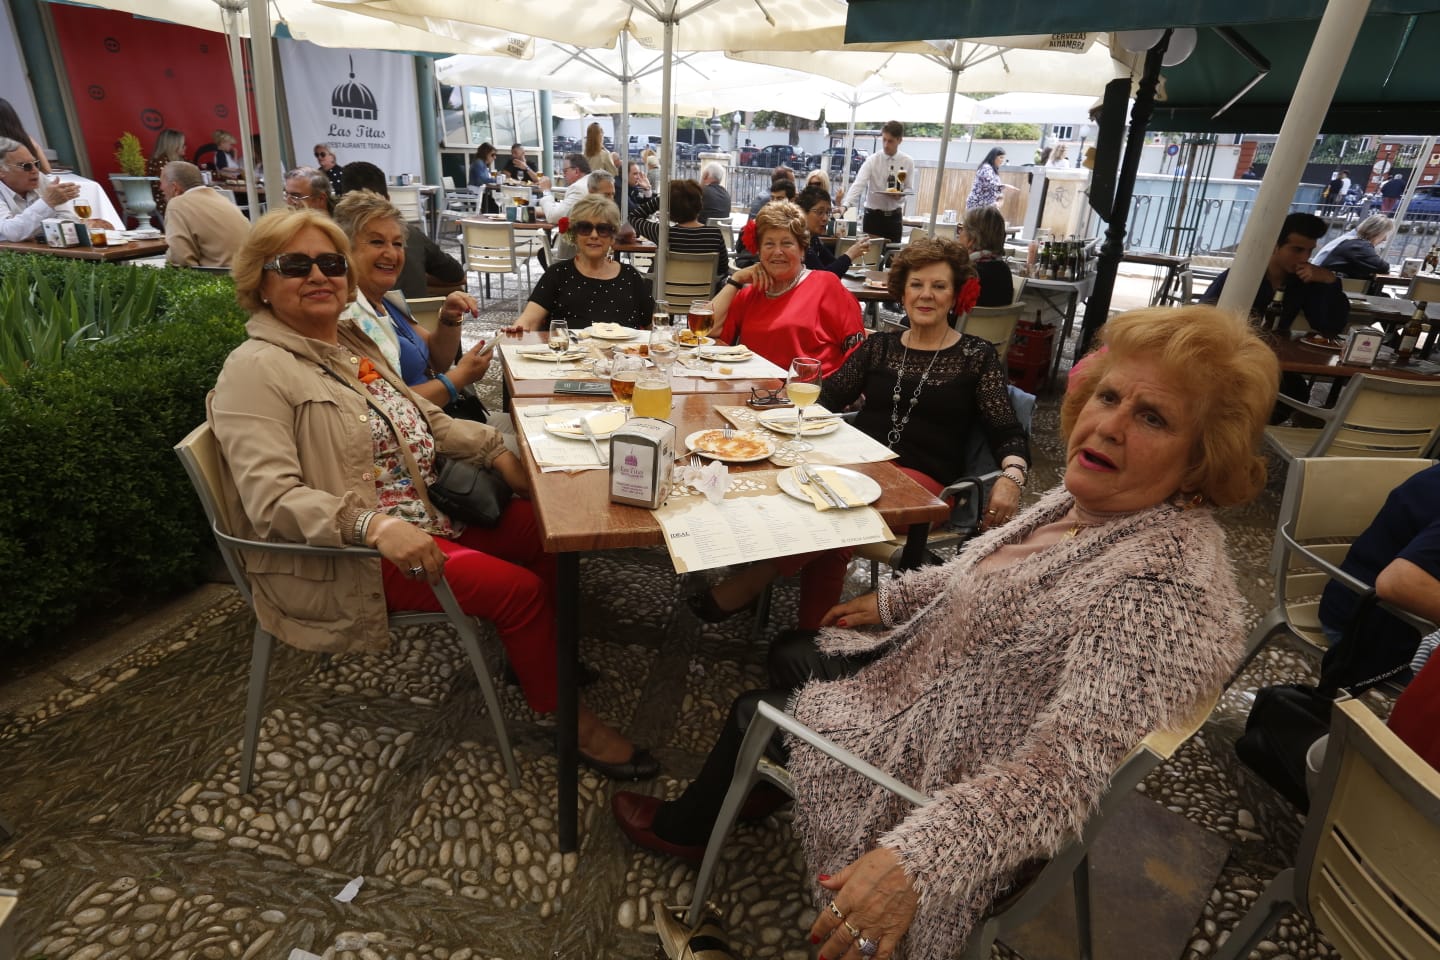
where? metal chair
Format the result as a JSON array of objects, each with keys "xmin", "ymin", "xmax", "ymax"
[
  {"xmin": 460, "ymin": 218, "xmax": 522, "ymax": 305},
  {"xmin": 660, "ymin": 251, "xmax": 718, "ymax": 317},
  {"xmin": 1406, "ymin": 274, "xmax": 1440, "ymax": 303},
  {"xmin": 1265, "ymin": 373, "xmax": 1440, "ymax": 464},
  {"xmin": 389, "ymin": 184, "xmax": 426, "ymax": 229},
  {"xmin": 404, "ymin": 295, "xmax": 447, "ymax": 334},
  {"xmin": 1213, "ymin": 697, "xmax": 1440, "ymax": 960},
  {"xmin": 683, "ymin": 690, "xmax": 1221, "ymax": 960},
  {"xmin": 1243, "ymin": 456, "xmax": 1434, "ymax": 660},
  {"xmin": 908, "ymin": 221, "xmax": 959, "ymax": 241},
  {"xmin": 957, "ymin": 303, "xmax": 1026, "ymax": 372},
  {"xmin": 173, "ymin": 422, "xmax": 520, "ymax": 793}
]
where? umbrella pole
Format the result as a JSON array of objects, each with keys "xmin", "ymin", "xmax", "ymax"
[
  {"xmin": 247, "ymin": 0, "xmax": 284, "ymax": 207},
  {"xmin": 221, "ymin": 6, "xmax": 259, "ymax": 223},
  {"xmin": 618, "ymin": 32, "xmax": 630, "ymax": 223},
  {"xmin": 840, "ymin": 99, "xmax": 858, "ymax": 198},
  {"xmin": 1075, "ymin": 34, "xmax": 1169, "ymax": 361},
  {"xmin": 1216, "ymin": 0, "xmax": 1371, "ymax": 316},
  {"xmin": 928, "ymin": 65, "xmax": 960, "ymax": 230},
  {"xmin": 656, "ymin": 12, "xmax": 675, "ymax": 296}
]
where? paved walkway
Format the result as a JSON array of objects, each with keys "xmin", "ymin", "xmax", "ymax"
[{"xmin": 0, "ymin": 257, "xmax": 1346, "ymax": 960}]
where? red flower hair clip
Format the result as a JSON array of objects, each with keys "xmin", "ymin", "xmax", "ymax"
[
  {"xmin": 740, "ymin": 219, "xmax": 757, "ymax": 253},
  {"xmin": 556, "ymin": 216, "xmax": 570, "ymax": 234},
  {"xmin": 954, "ymin": 276, "xmax": 981, "ymax": 317}
]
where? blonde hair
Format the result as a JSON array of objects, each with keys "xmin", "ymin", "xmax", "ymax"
[
  {"xmin": 564, "ymin": 194, "xmax": 620, "ymax": 237},
  {"xmin": 1061, "ymin": 306, "xmax": 1279, "ymax": 507},
  {"xmin": 752, "ymin": 199, "xmax": 807, "ymax": 248},
  {"xmin": 805, "ymin": 168, "xmax": 832, "ymax": 194},
  {"xmin": 333, "ymin": 189, "xmax": 405, "ymax": 243},
  {"xmin": 232, "ymin": 209, "xmax": 356, "ymax": 313},
  {"xmin": 152, "ymin": 129, "xmax": 186, "ymax": 162}
]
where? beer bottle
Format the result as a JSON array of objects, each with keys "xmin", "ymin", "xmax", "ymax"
[
  {"xmin": 1260, "ymin": 289, "xmax": 1284, "ymax": 332},
  {"xmin": 1397, "ymin": 303, "xmax": 1425, "ymax": 364},
  {"xmin": 886, "ymin": 165, "xmax": 897, "ymax": 192}
]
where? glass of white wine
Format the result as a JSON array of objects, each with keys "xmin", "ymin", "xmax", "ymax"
[{"xmin": 784, "ymin": 357, "xmax": 823, "ymax": 457}]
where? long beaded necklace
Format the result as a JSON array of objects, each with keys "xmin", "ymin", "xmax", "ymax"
[
  {"xmin": 886, "ymin": 333, "xmax": 949, "ymax": 448},
  {"xmin": 764, "ymin": 267, "xmax": 809, "ymax": 298}
]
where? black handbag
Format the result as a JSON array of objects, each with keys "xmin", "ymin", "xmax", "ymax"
[
  {"xmin": 428, "ymin": 456, "xmax": 511, "ymax": 528},
  {"xmin": 444, "ymin": 384, "xmax": 489, "ymax": 423}
]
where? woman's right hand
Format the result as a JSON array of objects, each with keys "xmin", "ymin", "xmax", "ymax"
[
  {"xmin": 820, "ymin": 593, "xmax": 881, "ymax": 629},
  {"xmin": 450, "ymin": 339, "xmax": 493, "ymax": 385},
  {"xmin": 368, "ymin": 515, "xmax": 446, "ymax": 584},
  {"xmin": 731, "ymin": 264, "xmax": 771, "ymax": 294}
]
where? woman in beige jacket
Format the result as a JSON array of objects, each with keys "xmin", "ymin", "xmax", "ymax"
[{"xmin": 209, "ymin": 208, "xmax": 658, "ymax": 781}]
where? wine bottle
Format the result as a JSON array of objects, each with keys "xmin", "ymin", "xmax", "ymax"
[
  {"xmin": 1397, "ymin": 303, "xmax": 1425, "ymax": 364},
  {"xmin": 1260, "ymin": 289, "xmax": 1285, "ymax": 332},
  {"xmin": 886, "ymin": 165, "xmax": 896, "ymax": 192}
]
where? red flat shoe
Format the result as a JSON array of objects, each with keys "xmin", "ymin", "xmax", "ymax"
[{"xmin": 611, "ymin": 791, "xmax": 707, "ymax": 864}]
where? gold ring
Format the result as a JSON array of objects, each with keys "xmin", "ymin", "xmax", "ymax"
[
  {"xmin": 844, "ymin": 921, "xmax": 862, "ymax": 940},
  {"xmin": 827, "ymin": 901, "xmax": 845, "ymax": 922}
]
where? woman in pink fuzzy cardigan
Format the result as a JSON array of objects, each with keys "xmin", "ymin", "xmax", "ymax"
[{"xmin": 614, "ymin": 305, "xmax": 1281, "ymax": 960}]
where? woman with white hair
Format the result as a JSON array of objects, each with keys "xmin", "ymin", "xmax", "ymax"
[{"xmin": 1315, "ymin": 213, "xmax": 1393, "ymax": 294}]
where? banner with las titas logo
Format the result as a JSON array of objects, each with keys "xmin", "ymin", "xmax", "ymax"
[{"xmin": 279, "ymin": 40, "xmax": 423, "ymax": 178}]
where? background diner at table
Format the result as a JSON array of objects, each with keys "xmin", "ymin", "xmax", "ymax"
[
  {"xmin": 159, "ymin": 160, "xmax": 249, "ymax": 269},
  {"xmin": 1313, "ymin": 213, "xmax": 1394, "ymax": 294},
  {"xmin": 627, "ymin": 179, "xmax": 730, "ymax": 288},
  {"xmin": 797, "ymin": 184, "xmax": 871, "ymax": 278},
  {"xmin": 506, "ymin": 194, "xmax": 655, "ymax": 333},
  {"xmin": 712, "ymin": 201, "xmax": 864, "ymax": 377},
  {"xmin": 0, "ymin": 97, "xmax": 51, "ymax": 174},
  {"xmin": 615, "ymin": 305, "xmax": 1280, "ymax": 960},
  {"xmin": 314, "ymin": 143, "xmax": 345, "ymax": 196},
  {"xmin": 146, "ymin": 128, "xmax": 187, "ymax": 221},
  {"xmin": 283, "ymin": 166, "xmax": 336, "ymax": 215},
  {"xmin": 959, "ymin": 205, "xmax": 1015, "ymax": 307},
  {"xmin": 210, "ymin": 208, "xmax": 658, "ymax": 781},
  {"xmin": 0, "ymin": 136, "xmax": 112, "ymax": 242}
]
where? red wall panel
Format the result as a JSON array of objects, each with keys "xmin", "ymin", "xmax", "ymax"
[{"xmin": 49, "ymin": 5, "xmax": 254, "ymax": 200}]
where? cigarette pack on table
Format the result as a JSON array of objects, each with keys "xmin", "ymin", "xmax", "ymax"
[
  {"xmin": 1342, "ymin": 329, "xmax": 1382, "ymax": 366},
  {"xmin": 609, "ymin": 418, "xmax": 675, "ymax": 509}
]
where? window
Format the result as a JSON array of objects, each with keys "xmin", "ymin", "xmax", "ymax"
[
  {"xmin": 1051, "ymin": 125, "xmax": 1074, "ymax": 141},
  {"xmin": 489, "ymin": 88, "xmax": 516, "ymax": 149},
  {"xmin": 437, "ymin": 84, "xmax": 542, "ymax": 151},
  {"xmin": 439, "ymin": 84, "xmax": 466, "ymax": 146},
  {"xmin": 513, "ymin": 91, "xmax": 539, "ymax": 148},
  {"xmin": 465, "ymin": 87, "xmax": 492, "ymax": 146}
]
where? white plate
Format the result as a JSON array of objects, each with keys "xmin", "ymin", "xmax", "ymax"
[
  {"xmin": 756, "ymin": 408, "xmax": 842, "ymax": 436},
  {"xmin": 585, "ymin": 324, "xmax": 638, "ymax": 340},
  {"xmin": 697, "ymin": 345, "xmax": 754, "ymax": 361},
  {"xmin": 684, "ymin": 429, "xmax": 775, "ymax": 463},
  {"xmin": 777, "ymin": 466, "xmax": 882, "ymax": 507},
  {"xmin": 674, "ymin": 335, "xmax": 716, "ymax": 348},
  {"xmin": 543, "ymin": 409, "xmax": 627, "ymax": 439},
  {"xmin": 518, "ymin": 349, "xmax": 589, "ymax": 362}
]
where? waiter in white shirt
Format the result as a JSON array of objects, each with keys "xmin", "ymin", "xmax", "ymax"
[
  {"xmin": 840, "ymin": 120, "xmax": 912, "ymax": 244},
  {"xmin": 0, "ymin": 137, "xmax": 111, "ymax": 242}
]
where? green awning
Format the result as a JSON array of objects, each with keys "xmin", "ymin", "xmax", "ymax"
[{"xmin": 845, "ymin": 3, "xmax": 1440, "ymax": 132}]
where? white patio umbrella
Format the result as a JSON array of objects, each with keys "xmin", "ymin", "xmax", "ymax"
[{"xmin": 969, "ymin": 92, "xmax": 1109, "ymax": 126}]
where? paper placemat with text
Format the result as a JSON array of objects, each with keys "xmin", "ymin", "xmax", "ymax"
[
  {"xmin": 499, "ymin": 342, "xmax": 603, "ymax": 381},
  {"xmin": 655, "ymin": 486, "xmax": 892, "ymax": 573},
  {"xmin": 714, "ymin": 405, "xmax": 898, "ymax": 466},
  {"xmin": 513, "ymin": 402, "xmax": 615, "ymax": 471}
]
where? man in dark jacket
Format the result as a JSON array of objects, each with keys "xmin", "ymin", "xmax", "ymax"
[{"xmin": 699, "ymin": 161, "xmax": 731, "ymax": 224}]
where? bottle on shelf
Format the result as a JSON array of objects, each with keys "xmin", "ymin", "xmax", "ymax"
[
  {"xmin": 1026, "ymin": 236, "xmax": 1039, "ymax": 277},
  {"xmin": 1396, "ymin": 302, "xmax": 1426, "ymax": 364},
  {"xmin": 1260, "ymin": 289, "xmax": 1285, "ymax": 332}
]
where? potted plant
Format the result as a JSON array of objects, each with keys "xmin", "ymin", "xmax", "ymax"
[{"xmin": 110, "ymin": 131, "xmax": 160, "ymax": 232}]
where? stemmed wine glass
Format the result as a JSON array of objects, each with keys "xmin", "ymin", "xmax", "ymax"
[
  {"xmin": 548, "ymin": 319, "xmax": 571, "ymax": 369},
  {"xmin": 783, "ymin": 357, "xmax": 823, "ymax": 459},
  {"xmin": 610, "ymin": 352, "xmax": 644, "ymax": 417},
  {"xmin": 649, "ymin": 318, "xmax": 678, "ymax": 375}
]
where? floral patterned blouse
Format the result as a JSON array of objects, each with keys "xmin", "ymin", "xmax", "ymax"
[
  {"xmin": 966, "ymin": 162, "xmax": 1004, "ymax": 211},
  {"xmin": 361, "ymin": 372, "xmax": 460, "ymax": 537}
]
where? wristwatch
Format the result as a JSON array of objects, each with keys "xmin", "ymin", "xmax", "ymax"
[
  {"xmin": 725, "ymin": 277, "xmax": 745, "ymax": 290},
  {"xmin": 440, "ymin": 313, "xmax": 463, "ymax": 327}
]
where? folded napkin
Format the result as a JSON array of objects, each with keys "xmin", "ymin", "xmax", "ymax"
[
  {"xmin": 675, "ymin": 460, "xmax": 729, "ymax": 504},
  {"xmin": 799, "ymin": 469, "xmax": 861, "ymax": 511},
  {"xmin": 699, "ymin": 346, "xmax": 753, "ymax": 361},
  {"xmin": 542, "ymin": 409, "xmax": 626, "ymax": 437}
]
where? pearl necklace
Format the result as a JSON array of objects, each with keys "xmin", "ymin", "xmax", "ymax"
[
  {"xmin": 764, "ymin": 267, "xmax": 809, "ymax": 298},
  {"xmin": 886, "ymin": 332, "xmax": 950, "ymax": 448}
]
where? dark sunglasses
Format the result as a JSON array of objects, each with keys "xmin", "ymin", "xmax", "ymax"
[
  {"xmin": 263, "ymin": 252, "xmax": 348, "ymax": 278},
  {"xmin": 314, "ymin": 152, "xmax": 329, "ymax": 159},
  {"xmin": 12, "ymin": 160, "xmax": 40, "ymax": 172},
  {"xmin": 572, "ymin": 221, "xmax": 616, "ymax": 238}
]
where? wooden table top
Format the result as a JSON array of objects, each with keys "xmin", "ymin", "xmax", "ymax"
[
  {"xmin": 842, "ymin": 270, "xmax": 891, "ymax": 303},
  {"xmin": 1271, "ymin": 335, "xmax": 1440, "ymax": 381},
  {"xmin": 500, "ymin": 330, "xmax": 783, "ymax": 399},
  {"xmin": 1345, "ymin": 293, "xmax": 1440, "ymax": 324},
  {"xmin": 514, "ymin": 393, "xmax": 949, "ymax": 555},
  {"xmin": 0, "ymin": 237, "xmax": 169, "ymax": 262}
]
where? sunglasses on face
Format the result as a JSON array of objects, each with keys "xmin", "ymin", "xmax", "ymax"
[
  {"xmin": 315, "ymin": 153, "xmax": 329, "ymax": 159},
  {"xmin": 12, "ymin": 160, "xmax": 40, "ymax": 172},
  {"xmin": 263, "ymin": 252, "xmax": 348, "ymax": 278},
  {"xmin": 572, "ymin": 221, "xmax": 616, "ymax": 238}
]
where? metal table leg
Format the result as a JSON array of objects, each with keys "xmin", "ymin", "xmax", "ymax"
[
  {"xmin": 556, "ymin": 552, "xmax": 580, "ymax": 853},
  {"xmin": 897, "ymin": 522, "xmax": 933, "ymax": 570}
]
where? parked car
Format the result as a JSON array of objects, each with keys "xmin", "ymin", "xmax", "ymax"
[
  {"xmin": 807, "ymin": 147, "xmax": 867, "ymax": 176},
  {"xmin": 749, "ymin": 144, "xmax": 807, "ymax": 170},
  {"xmin": 675, "ymin": 141, "xmax": 713, "ymax": 162},
  {"xmin": 1407, "ymin": 185, "xmax": 1440, "ymax": 216},
  {"xmin": 629, "ymin": 135, "xmax": 662, "ymax": 158},
  {"xmin": 738, "ymin": 144, "xmax": 761, "ymax": 165}
]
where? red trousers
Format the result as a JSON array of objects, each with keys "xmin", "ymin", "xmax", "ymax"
[{"xmin": 381, "ymin": 499, "xmax": 559, "ymax": 713}]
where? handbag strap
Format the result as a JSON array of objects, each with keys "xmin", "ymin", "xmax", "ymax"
[{"xmin": 314, "ymin": 361, "xmax": 444, "ymax": 524}]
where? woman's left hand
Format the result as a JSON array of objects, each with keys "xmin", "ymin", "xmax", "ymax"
[
  {"xmin": 441, "ymin": 291, "xmax": 479, "ymax": 326},
  {"xmin": 809, "ymin": 848, "xmax": 919, "ymax": 960},
  {"xmin": 982, "ymin": 475, "xmax": 1022, "ymax": 529}
]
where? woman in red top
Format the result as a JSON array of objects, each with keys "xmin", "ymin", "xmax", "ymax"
[{"xmin": 712, "ymin": 201, "xmax": 864, "ymax": 375}]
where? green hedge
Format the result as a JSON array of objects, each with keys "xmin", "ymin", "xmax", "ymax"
[{"xmin": 0, "ymin": 256, "xmax": 248, "ymax": 651}]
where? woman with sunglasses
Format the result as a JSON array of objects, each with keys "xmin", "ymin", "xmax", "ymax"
[
  {"xmin": 210, "ymin": 208, "xmax": 660, "ymax": 782},
  {"xmin": 505, "ymin": 195, "xmax": 654, "ymax": 332},
  {"xmin": 334, "ymin": 190, "xmax": 491, "ymax": 415},
  {"xmin": 314, "ymin": 144, "xmax": 344, "ymax": 196}
]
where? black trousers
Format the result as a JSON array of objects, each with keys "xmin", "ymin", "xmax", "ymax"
[
  {"xmin": 650, "ymin": 631, "xmax": 885, "ymax": 845},
  {"xmin": 862, "ymin": 207, "xmax": 903, "ymax": 244}
]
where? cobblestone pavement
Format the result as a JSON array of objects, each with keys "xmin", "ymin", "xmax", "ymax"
[{"xmin": 0, "ymin": 261, "xmax": 1347, "ymax": 960}]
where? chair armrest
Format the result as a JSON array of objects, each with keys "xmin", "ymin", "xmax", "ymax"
[
  {"xmin": 939, "ymin": 472, "xmax": 997, "ymax": 531},
  {"xmin": 1282, "ymin": 522, "xmax": 1438, "ymax": 634},
  {"xmin": 213, "ymin": 525, "xmax": 381, "ymax": 559},
  {"xmin": 756, "ymin": 701, "xmax": 930, "ymax": 806},
  {"xmin": 1273, "ymin": 391, "xmax": 1336, "ymax": 421}
]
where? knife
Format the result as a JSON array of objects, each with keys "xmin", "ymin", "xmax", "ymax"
[
  {"xmin": 807, "ymin": 467, "xmax": 848, "ymax": 508},
  {"xmin": 579, "ymin": 415, "xmax": 608, "ymax": 464}
]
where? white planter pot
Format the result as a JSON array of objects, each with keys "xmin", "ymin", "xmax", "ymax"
[{"xmin": 109, "ymin": 175, "xmax": 161, "ymax": 232}]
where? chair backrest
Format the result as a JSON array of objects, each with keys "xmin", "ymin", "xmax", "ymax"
[
  {"xmin": 1010, "ymin": 271, "xmax": 1026, "ymax": 304},
  {"xmin": 1340, "ymin": 277, "xmax": 1369, "ymax": 294},
  {"xmin": 174, "ymin": 422, "xmax": 253, "ymax": 605},
  {"xmin": 958, "ymin": 303, "xmax": 1025, "ymax": 353},
  {"xmin": 1308, "ymin": 374, "xmax": 1440, "ymax": 458},
  {"xmin": 442, "ymin": 175, "xmax": 456, "ymax": 190},
  {"xmin": 716, "ymin": 221, "xmax": 735, "ymax": 251},
  {"xmin": 662, "ymin": 251, "xmax": 718, "ymax": 312},
  {"xmin": 1406, "ymin": 274, "xmax": 1440, "ymax": 303},
  {"xmin": 1269, "ymin": 457, "xmax": 1433, "ymax": 639},
  {"xmin": 460, "ymin": 219, "xmax": 519, "ymax": 275},
  {"xmin": 1297, "ymin": 698, "xmax": 1440, "ymax": 959},
  {"xmin": 909, "ymin": 221, "xmax": 958, "ymax": 241},
  {"xmin": 405, "ymin": 296, "xmax": 447, "ymax": 333},
  {"xmin": 390, "ymin": 184, "xmax": 424, "ymax": 224}
]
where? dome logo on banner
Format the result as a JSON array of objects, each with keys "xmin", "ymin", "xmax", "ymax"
[{"xmin": 331, "ymin": 56, "xmax": 379, "ymax": 122}]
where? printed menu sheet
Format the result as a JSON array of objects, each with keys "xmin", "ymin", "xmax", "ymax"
[{"xmin": 654, "ymin": 492, "xmax": 893, "ymax": 573}]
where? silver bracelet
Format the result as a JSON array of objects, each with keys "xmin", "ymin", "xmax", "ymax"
[
  {"xmin": 1001, "ymin": 467, "xmax": 1026, "ymax": 488},
  {"xmin": 876, "ymin": 586, "xmax": 896, "ymax": 627},
  {"xmin": 354, "ymin": 510, "xmax": 377, "ymax": 546}
]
